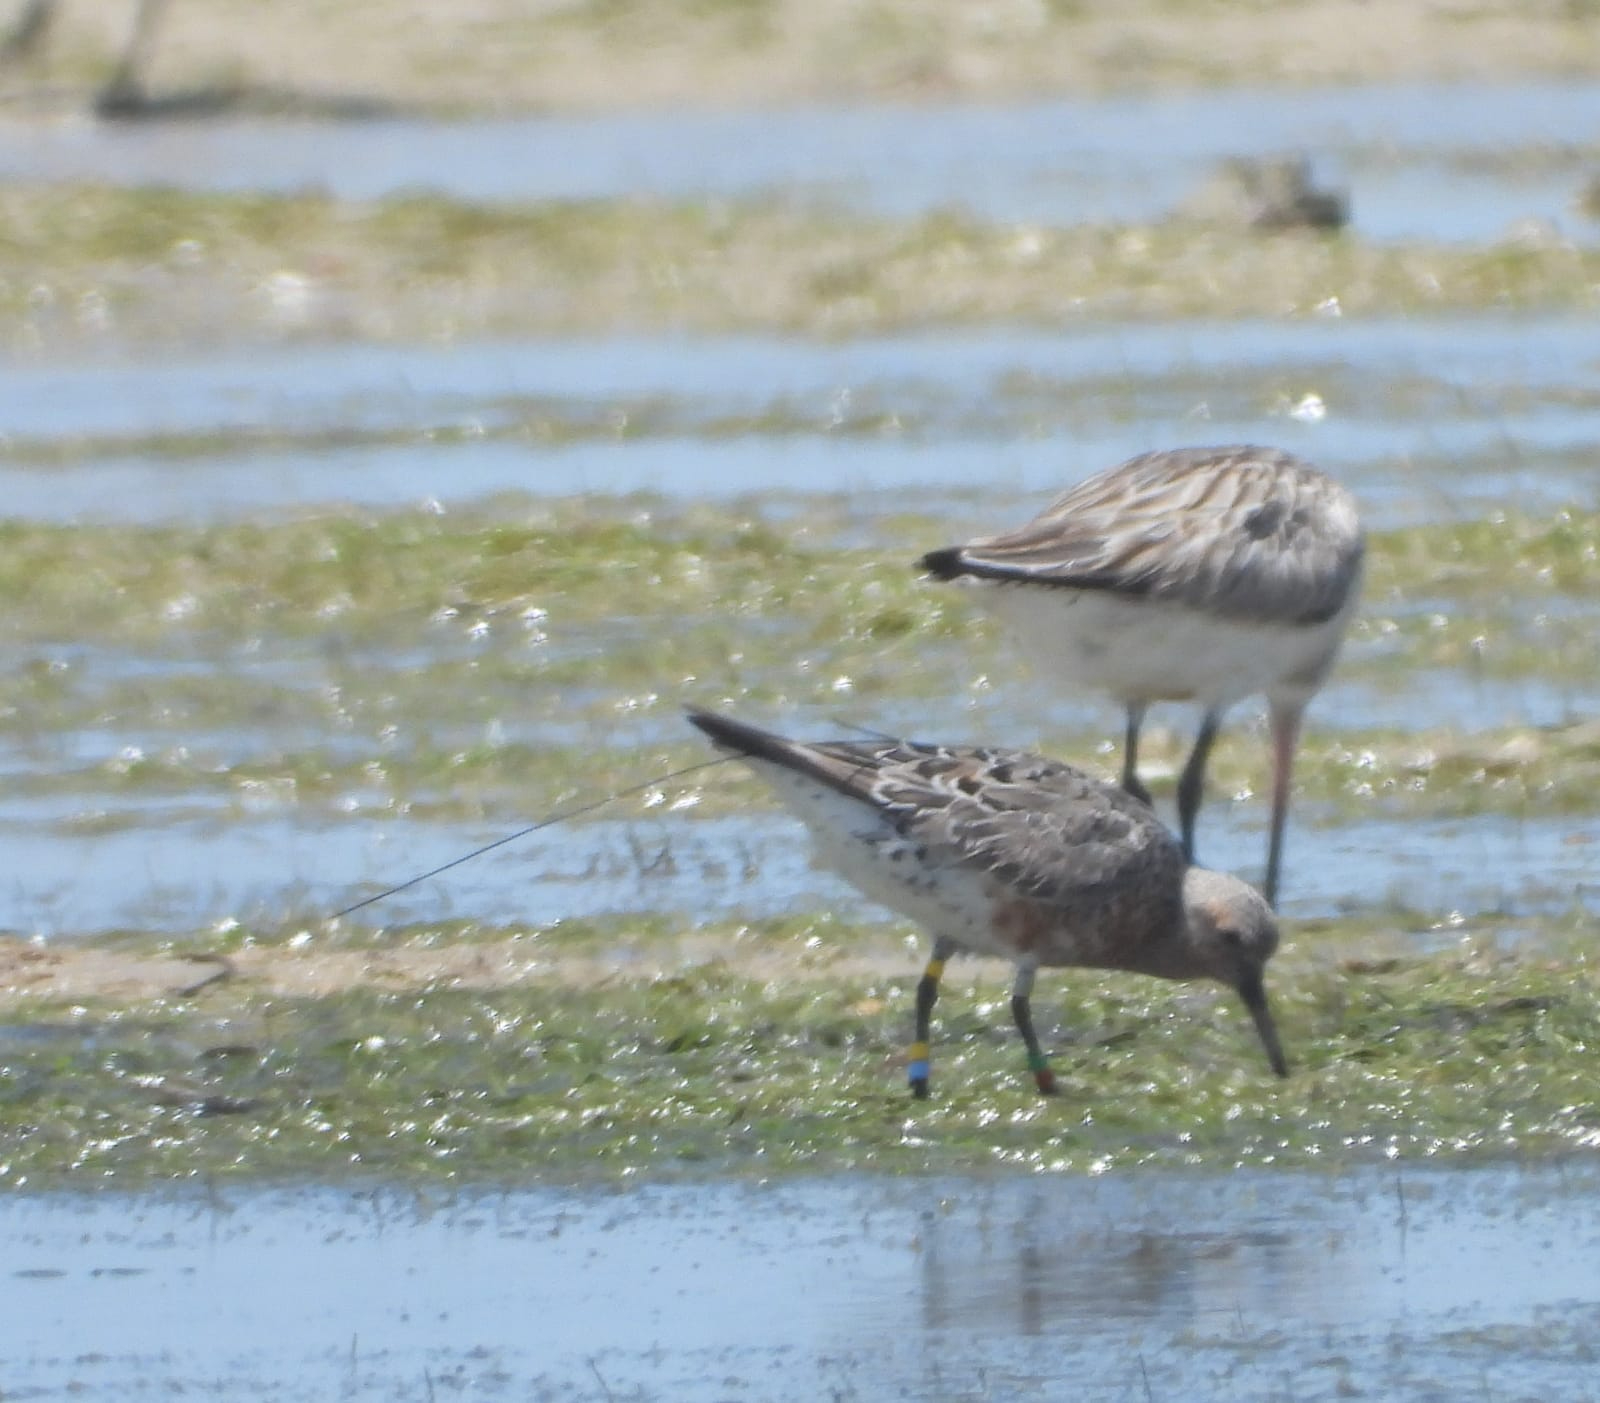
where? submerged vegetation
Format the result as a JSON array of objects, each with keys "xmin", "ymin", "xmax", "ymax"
[
  {"xmin": 4, "ymin": 496, "xmax": 1600, "ymax": 644},
  {"xmin": 0, "ymin": 490, "xmax": 1597, "ymax": 1189},
  {"xmin": 0, "ymin": 498, "xmax": 1599, "ymax": 827},
  {"xmin": 0, "ymin": 499, "xmax": 1599, "ymax": 823},
  {"xmin": 4, "ymin": 184, "xmax": 1600, "ymax": 347},
  {"xmin": 2, "ymin": 912, "xmax": 1597, "ymax": 1188}
]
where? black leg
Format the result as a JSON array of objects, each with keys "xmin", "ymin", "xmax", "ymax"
[
  {"xmin": 1120, "ymin": 703, "xmax": 1153, "ymax": 808},
  {"xmin": 909, "ymin": 938, "xmax": 956, "ymax": 1098},
  {"xmin": 1010, "ymin": 964, "xmax": 1057, "ymax": 1096},
  {"xmin": 1176, "ymin": 710, "xmax": 1222, "ymax": 865}
]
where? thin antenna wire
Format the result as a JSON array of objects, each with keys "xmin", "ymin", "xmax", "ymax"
[
  {"xmin": 327, "ymin": 756, "xmax": 731, "ymax": 922},
  {"xmin": 826, "ymin": 715, "xmax": 902, "ymax": 743}
]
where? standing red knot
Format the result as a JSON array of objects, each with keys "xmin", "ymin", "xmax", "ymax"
[
  {"xmin": 687, "ymin": 707, "xmax": 1287, "ymax": 1099},
  {"xmin": 919, "ymin": 444, "xmax": 1364, "ymax": 909}
]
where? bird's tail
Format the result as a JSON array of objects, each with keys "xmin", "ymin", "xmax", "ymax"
[
  {"xmin": 918, "ymin": 546, "xmax": 968, "ymax": 580},
  {"xmin": 685, "ymin": 707, "xmax": 800, "ymax": 768}
]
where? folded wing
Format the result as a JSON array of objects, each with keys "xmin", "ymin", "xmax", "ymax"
[{"xmin": 923, "ymin": 445, "xmax": 1364, "ymax": 627}]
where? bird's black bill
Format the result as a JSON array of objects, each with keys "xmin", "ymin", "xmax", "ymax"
[{"xmin": 1237, "ymin": 971, "xmax": 1290, "ymax": 1078}]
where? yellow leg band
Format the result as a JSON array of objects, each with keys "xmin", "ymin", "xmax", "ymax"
[
  {"xmin": 908, "ymin": 1042, "xmax": 930, "ymax": 1062},
  {"xmin": 924, "ymin": 958, "xmax": 946, "ymax": 980}
]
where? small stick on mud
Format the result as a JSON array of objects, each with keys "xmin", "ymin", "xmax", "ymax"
[{"xmin": 175, "ymin": 952, "xmax": 236, "ymax": 997}]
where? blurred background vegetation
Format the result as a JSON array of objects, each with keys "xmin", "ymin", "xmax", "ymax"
[{"xmin": 5, "ymin": 0, "xmax": 1600, "ymax": 115}]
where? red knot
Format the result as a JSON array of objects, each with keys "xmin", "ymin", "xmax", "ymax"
[
  {"xmin": 920, "ymin": 444, "xmax": 1363, "ymax": 908},
  {"xmin": 687, "ymin": 707, "xmax": 1287, "ymax": 1099}
]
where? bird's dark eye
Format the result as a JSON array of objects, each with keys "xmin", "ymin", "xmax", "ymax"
[{"xmin": 1218, "ymin": 927, "xmax": 1243, "ymax": 947}]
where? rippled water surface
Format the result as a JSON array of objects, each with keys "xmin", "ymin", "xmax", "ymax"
[
  {"xmin": 5, "ymin": 802, "xmax": 1597, "ymax": 939},
  {"xmin": 8, "ymin": 318, "xmax": 1599, "ymax": 525},
  {"xmin": 7, "ymin": 1163, "xmax": 1600, "ymax": 1401}
]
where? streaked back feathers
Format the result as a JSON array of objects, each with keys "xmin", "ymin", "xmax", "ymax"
[{"xmin": 919, "ymin": 445, "xmax": 1364, "ymax": 628}]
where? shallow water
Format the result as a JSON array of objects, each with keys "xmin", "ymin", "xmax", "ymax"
[
  {"xmin": 0, "ymin": 544, "xmax": 1597, "ymax": 939},
  {"xmin": 12, "ymin": 319, "xmax": 1600, "ymax": 441},
  {"xmin": 7, "ymin": 1162, "xmax": 1600, "ymax": 1401},
  {"xmin": 5, "ymin": 81, "xmax": 1600, "ymax": 243},
  {"xmin": 7, "ymin": 319, "xmax": 1600, "ymax": 529},
  {"xmin": 4, "ymin": 795, "xmax": 1594, "ymax": 939},
  {"xmin": 14, "ymin": 422, "xmax": 1591, "ymax": 528}
]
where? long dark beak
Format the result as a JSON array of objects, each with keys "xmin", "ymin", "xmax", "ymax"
[{"xmin": 1237, "ymin": 971, "xmax": 1289, "ymax": 1078}]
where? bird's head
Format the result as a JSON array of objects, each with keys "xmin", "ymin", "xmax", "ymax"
[{"xmin": 1181, "ymin": 867, "xmax": 1288, "ymax": 1078}]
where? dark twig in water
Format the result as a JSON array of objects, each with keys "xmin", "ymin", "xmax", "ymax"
[
  {"xmin": 588, "ymin": 1359, "xmax": 615, "ymax": 1403},
  {"xmin": 327, "ymin": 757, "xmax": 731, "ymax": 921},
  {"xmin": 623, "ymin": 828, "xmax": 677, "ymax": 877}
]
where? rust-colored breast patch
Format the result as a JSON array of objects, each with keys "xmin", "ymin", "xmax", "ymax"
[{"xmin": 989, "ymin": 898, "xmax": 1054, "ymax": 957}]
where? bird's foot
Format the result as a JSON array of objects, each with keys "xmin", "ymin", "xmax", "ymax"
[
  {"xmin": 908, "ymin": 1050, "xmax": 931, "ymax": 1099},
  {"xmin": 1027, "ymin": 1052, "xmax": 1058, "ymax": 1096}
]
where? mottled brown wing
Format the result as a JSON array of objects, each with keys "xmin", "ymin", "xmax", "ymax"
[
  {"xmin": 687, "ymin": 711, "xmax": 1187, "ymax": 913},
  {"xmin": 827, "ymin": 743, "xmax": 1185, "ymax": 908},
  {"xmin": 943, "ymin": 445, "xmax": 1364, "ymax": 627}
]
